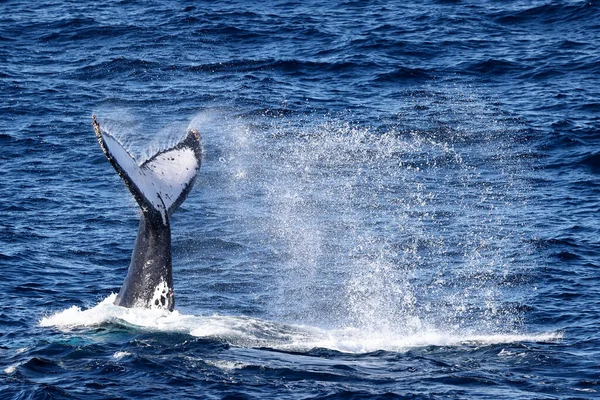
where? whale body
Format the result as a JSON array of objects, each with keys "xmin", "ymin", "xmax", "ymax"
[{"xmin": 92, "ymin": 115, "xmax": 201, "ymax": 311}]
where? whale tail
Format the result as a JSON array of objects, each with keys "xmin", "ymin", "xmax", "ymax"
[
  {"xmin": 92, "ymin": 115, "xmax": 202, "ymax": 225},
  {"xmin": 92, "ymin": 115, "xmax": 201, "ymax": 311}
]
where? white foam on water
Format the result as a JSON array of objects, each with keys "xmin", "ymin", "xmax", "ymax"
[
  {"xmin": 112, "ymin": 351, "xmax": 131, "ymax": 360},
  {"xmin": 4, "ymin": 365, "xmax": 17, "ymax": 375},
  {"xmin": 204, "ymin": 359, "xmax": 248, "ymax": 371},
  {"xmin": 40, "ymin": 295, "xmax": 562, "ymax": 354}
]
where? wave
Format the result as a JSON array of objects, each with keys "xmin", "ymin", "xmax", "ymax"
[
  {"xmin": 464, "ymin": 58, "xmax": 522, "ymax": 76},
  {"xmin": 579, "ymin": 152, "xmax": 600, "ymax": 172},
  {"xmin": 40, "ymin": 295, "xmax": 563, "ymax": 354},
  {"xmin": 494, "ymin": 2, "xmax": 598, "ymax": 25},
  {"xmin": 73, "ymin": 58, "xmax": 162, "ymax": 80},
  {"xmin": 374, "ymin": 67, "xmax": 432, "ymax": 82},
  {"xmin": 72, "ymin": 57, "xmax": 378, "ymax": 81}
]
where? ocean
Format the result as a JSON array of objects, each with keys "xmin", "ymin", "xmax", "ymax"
[{"xmin": 1, "ymin": 0, "xmax": 599, "ymax": 398}]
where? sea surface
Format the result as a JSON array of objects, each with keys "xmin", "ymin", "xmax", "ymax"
[{"xmin": 1, "ymin": 0, "xmax": 599, "ymax": 399}]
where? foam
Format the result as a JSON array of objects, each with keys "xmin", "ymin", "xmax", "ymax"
[
  {"xmin": 4, "ymin": 365, "xmax": 17, "ymax": 375},
  {"xmin": 113, "ymin": 351, "xmax": 131, "ymax": 360},
  {"xmin": 40, "ymin": 296, "xmax": 562, "ymax": 354},
  {"xmin": 204, "ymin": 360, "xmax": 248, "ymax": 371}
]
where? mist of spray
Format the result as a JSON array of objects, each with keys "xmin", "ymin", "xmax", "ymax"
[{"xmin": 191, "ymin": 87, "xmax": 532, "ymax": 337}]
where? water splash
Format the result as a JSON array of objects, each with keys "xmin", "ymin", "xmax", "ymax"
[
  {"xmin": 195, "ymin": 87, "xmax": 533, "ymax": 337},
  {"xmin": 40, "ymin": 294, "xmax": 561, "ymax": 354}
]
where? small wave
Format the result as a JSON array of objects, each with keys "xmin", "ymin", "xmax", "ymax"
[
  {"xmin": 374, "ymin": 67, "xmax": 432, "ymax": 82},
  {"xmin": 579, "ymin": 152, "xmax": 600, "ymax": 172},
  {"xmin": 464, "ymin": 58, "xmax": 522, "ymax": 76},
  {"xmin": 41, "ymin": 296, "xmax": 562, "ymax": 354},
  {"xmin": 73, "ymin": 58, "xmax": 162, "ymax": 80},
  {"xmin": 183, "ymin": 58, "xmax": 377, "ymax": 76},
  {"xmin": 195, "ymin": 25, "xmax": 264, "ymax": 40},
  {"xmin": 494, "ymin": 2, "xmax": 597, "ymax": 25}
]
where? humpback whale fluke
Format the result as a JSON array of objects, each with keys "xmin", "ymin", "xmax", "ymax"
[{"xmin": 92, "ymin": 115, "xmax": 202, "ymax": 311}]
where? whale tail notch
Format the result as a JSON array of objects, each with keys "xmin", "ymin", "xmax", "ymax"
[{"xmin": 92, "ymin": 115, "xmax": 202, "ymax": 224}]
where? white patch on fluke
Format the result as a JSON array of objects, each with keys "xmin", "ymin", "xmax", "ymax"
[{"xmin": 100, "ymin": 131, "xmax": 199, "ymax": 223}]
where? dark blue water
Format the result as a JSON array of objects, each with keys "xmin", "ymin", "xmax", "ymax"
[{"xmin": 2, "ymin": 0, "xmax": 600, "ymax": 398}]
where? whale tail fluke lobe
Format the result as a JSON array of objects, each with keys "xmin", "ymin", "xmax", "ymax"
[
  {"xmin": 93, "ymin": 115, "xmax": 202, "ymax": 224},
  {"xmin": 92, "ymin": 115, "xmax": 202, "ymax": 311}
]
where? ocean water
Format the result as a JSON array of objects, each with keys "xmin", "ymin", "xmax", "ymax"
[{"xmin": 1, "ymin": 0, "xmax": 599, "ymax": 398}]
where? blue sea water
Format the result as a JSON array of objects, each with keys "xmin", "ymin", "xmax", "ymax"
[{"xmin": 1, "ymin": 0, "xmax": 600, "ymax": 398}]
